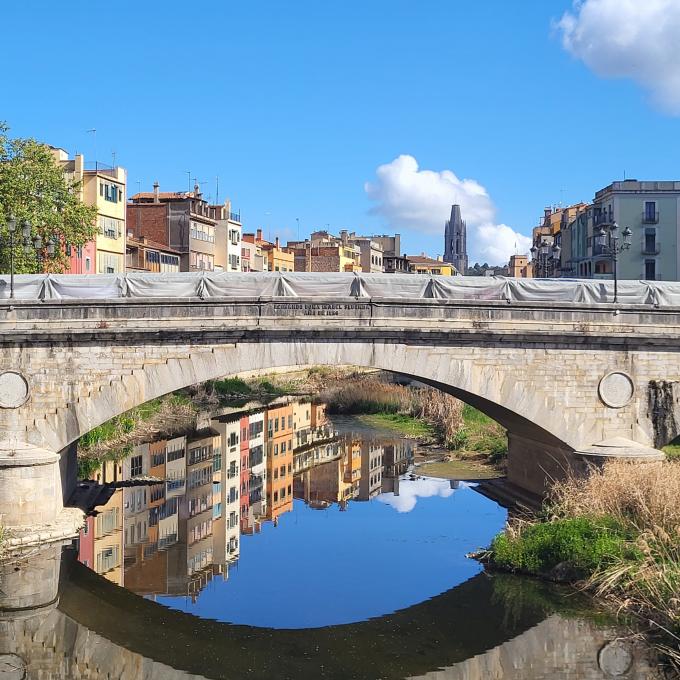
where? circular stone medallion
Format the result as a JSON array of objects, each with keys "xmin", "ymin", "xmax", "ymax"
[
  {"xmin": 598, "ymin": 371, "xmax": 635, "ymax": 409},
  {"xmin": 0, "ymin": 371, "xmax": 29, "ymax": 409},
  {"xmin": 598, "ymin": 640, "xmax": 634, "ymax": 676}
]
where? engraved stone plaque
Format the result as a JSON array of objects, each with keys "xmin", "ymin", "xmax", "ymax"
[
  {"xmin": 598, "ymin": 371, "xmax": 634, "ymax": 409},
  {"xmin": 0, "ymin": 371, "xmax": 29, "ymax": 408}
]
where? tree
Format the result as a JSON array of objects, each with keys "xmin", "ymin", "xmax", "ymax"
[{"xmin": 0, "ymin": 123, "xmax": 97, "ymax": 274}]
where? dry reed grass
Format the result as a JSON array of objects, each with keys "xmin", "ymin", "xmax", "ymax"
[
  {"xmin": 320, "ymin": 377, "xmax": 464, "ymax": 442},
  {"xmin": 550, "ymin": 460, "xmax": 680, "ymax": 670}
]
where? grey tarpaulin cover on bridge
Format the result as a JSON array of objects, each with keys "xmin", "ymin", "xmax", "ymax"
[{"xmin": 1, "ymin": 271, "xmax": 680, "ymax": 305}]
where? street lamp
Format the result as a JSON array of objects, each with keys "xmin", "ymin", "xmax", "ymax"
[
  {"xmin": 3, "ymin": 215, "xmax": 56, "ymax": 298},
  {"xmin": 595, "ymin": 222, "xmax": 633, "ymax": 304},
  {"xmin": 531, "ymin": 239, "xmax": 561, "ymax": 278}
]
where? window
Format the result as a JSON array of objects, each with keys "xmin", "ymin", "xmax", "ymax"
[
  {"xmin": 85, "ymin": 256, "xmax": 91, "ymax": 272},
  {"xmin": 645, "ymin": 259, "xmax": 656, "ymax": 281},
  {"xmin": 130, "ymin": 455, "xmax": 143, "ymax": 477},
  {"xmin": 644, "ymin": 201, "xmax": 657, "ymax": 223},
  {"xmin": 102, "ymin": 182, "xmax": 121, "ymax": 203},
  {"xmin": 644, "ymin": 228, "xmax": 656, "ymax": 254}
]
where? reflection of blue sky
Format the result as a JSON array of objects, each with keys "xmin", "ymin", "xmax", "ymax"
[
  {"xmin": 158, "ymin": 483, "xmax": 507, "ymax": 629},
  {"xmin": 378, "ymin": 477, "xmax": 466, "ymax": 513}
]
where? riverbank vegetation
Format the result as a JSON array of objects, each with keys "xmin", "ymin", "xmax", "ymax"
[
  {"xmin": 320, "ymin": 377, "xmax": 464, "ymax": 443},
  {"xmin": 487, "ymin": 460, "xmax": 680, "ymax": 670},
  {"xmin": 448, "ymin": 404, "xmax": 508, "ymax": 466},
  {"xmin": 321, "ymin": 377, "xmax": 508, "ymax": 466},
  {"xmin": 78, "ymin": 394, "xmax": 197, "ymax": 460}
]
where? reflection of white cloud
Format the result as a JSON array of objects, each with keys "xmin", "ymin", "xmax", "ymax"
[{"xmin": 378, "ymin": 477, "xmax": 461, "ymax": 513}]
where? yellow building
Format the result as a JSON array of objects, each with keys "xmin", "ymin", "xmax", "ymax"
[
  {"xmin": 406, "ymin": 255, "xmax": 456, "ymax": 276},
  {"xmin": 508, "ymin": 254, "xmax": 533, "ymax": 278},
  {"xmin": 51, "ymin": 148, "xmax": 127, "ymax": 274}
]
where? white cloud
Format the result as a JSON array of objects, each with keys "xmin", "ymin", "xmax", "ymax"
[
  {"xmin": 557, "ymin": 0, "xmax": 680, "ymax": 115},
  {"xmin": 365, "ymin": 155, "xmax": 531, "ymax": 265},
  {"xmin": 377, "ymin": 476, "xmax": 461, "ymax": 513}
]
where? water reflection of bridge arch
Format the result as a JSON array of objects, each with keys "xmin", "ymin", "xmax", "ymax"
[{"xmin": 2, "ymin": 546, "xmax": 656, "ymax": 680}]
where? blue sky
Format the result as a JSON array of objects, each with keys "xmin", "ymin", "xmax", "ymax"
[{"xmin": 3, "ymin": 0, "xmax": 679, "ymax": 264}]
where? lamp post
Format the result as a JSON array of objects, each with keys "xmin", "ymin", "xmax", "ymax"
[
  {"xmin": 3, "ymin": 215, "xmax": 56, "ymax": 298},
  {"xmin": 530, "ymin": 239, "xmax": 561, "ymax": 278},
  {"xmin": 594, "ymin": 222, "xmax": 633, "ymax": 304}
]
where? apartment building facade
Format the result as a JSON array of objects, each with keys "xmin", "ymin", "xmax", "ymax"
[
  {"xmin": 563, "ymin": 181, "xmax": 680, "ymax": 281},
  {"xmin": 128, "ymin": 183, "xmax": 217, "ymax": 272},
  {"xmin": 211, "ymin": 200, "xmax": 242, "ymax": 272},
  {"xmin": 51, "ymin": 148, "xmax": 127, "ymax": 274}
]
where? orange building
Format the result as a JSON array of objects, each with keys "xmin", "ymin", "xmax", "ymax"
[{"xmin": 265, "ymin": 402, "xmax": 295, "ymax": 520}]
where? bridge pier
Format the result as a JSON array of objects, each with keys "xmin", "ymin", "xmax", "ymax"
[
  {"xmin": 506, "ymin": 432, "xmax": 665, "ymax": 497},
  {"xmin": 0, "ymin": 440, "xmax": 62, "ymax": 528}
]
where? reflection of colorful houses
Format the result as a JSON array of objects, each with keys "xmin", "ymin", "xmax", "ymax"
[
  {"xmin": 239, "ymin": 414, "xmax": 251, "ymax": 532},
  {"xmin": 185, "ymin": 430, "xmax": 219, "ymax": 581},
  {"xmin": 295, "ymin": 435, "xmax": 358, "ymax": 508},
  {"xmin": 211, "ymin": 415, "xmax": 241, "ymax": 563},
  {"xmin": 381, "ymin": 440, "xmax": 413, "ymax": 495},
  {"xmin": 265, "ymin": 403, "xmax": 294, "ymax": 521},
  {"xmin": 78, "ymin": 457, "xmax": 125, "ymax": 585},
  {"xmin": 93, "ymin": 488, "xmax": 124, "ymax": 584},
  {"xmin": 358, "ymin": 442, "xmax": 384, "ymax": 501},
  {"xmin": 243, "ymin": 411, "xmax": 266, "ymax": 533}
]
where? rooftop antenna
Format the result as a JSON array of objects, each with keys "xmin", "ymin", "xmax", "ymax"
[
  {"xmin": 215, "ymin": 176, "xmax": 220, "ymax": 206},
  {"xmin": 186, "ymin": 170, "xmax": 191, "ymax": 193},
  {"xmin": 111, "ymin": 150, "xmax": 117, "ymax": 168}
]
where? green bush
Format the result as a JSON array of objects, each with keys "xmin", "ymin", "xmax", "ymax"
[
  {"xmin": 490, "ymin": 517, "xmax": 637, "ymax": 576},
  {"xmin": 211, "ymin": 377, "xmax": 253, "ymax": 396},
  {"xmin": 448, "ymin": 429, "xmax": 469, "ymax": 450}
]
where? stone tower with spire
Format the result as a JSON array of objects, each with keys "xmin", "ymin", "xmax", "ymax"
[{"xmin": 444, "ymin": 204, "xmax": 467, "ymax": 274}]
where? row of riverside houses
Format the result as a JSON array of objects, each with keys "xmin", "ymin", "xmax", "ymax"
[
  {"xmin": 495, "ymin": 179, "xmax": 680, "ymax": 281},
  {"xmin": 49, "ymin": 147, "xmax": 459, "ymax": 276}
]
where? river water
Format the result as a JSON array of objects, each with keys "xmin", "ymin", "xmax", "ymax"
[{"xmin": 0, "ymin": 397, "xmax": 664, "ymax": 679}]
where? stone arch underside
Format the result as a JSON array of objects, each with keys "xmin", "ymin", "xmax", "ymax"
[{"xmin": 36, "ymin": 338, "xmax": 576, "ymax": 458}]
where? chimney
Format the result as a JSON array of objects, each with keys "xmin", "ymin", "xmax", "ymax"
[
  {"xmin": 340, "ymin": 230, "xmax": 348, "ymax": 245},
  {"xmin": 256, "ymin": 228, "xmax": 263, "ymax": 241},
  {"xmin": 153, "ymin": 181, "xmax": 160, "ymax": 203},
  {"xmin": 275, "ymin": 236, "xmax": 280, "ymax": 248},
  {"xmin": 544, "ymin": 207, "xmax": 551, "ymax": 220}
]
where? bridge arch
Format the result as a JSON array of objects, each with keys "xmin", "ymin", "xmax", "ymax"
[{"xmin": 35, "ymin": 337, "xmax": 580, "ymax": 499}]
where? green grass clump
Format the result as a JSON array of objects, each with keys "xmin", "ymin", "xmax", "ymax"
[
  {"xmin": 358, "ymin": 413, "xmax": 434, "ymax": 438},
  {"xmin": 447, "ymin": 405, "xmax": 508, "ymax": 464},
  {"xmin": 490, "ymin": 517, "xmax": 636, "ymax": 576},
  {"xmin": 210, "ymin": 377, "xmax": 253, "ymax": 396},
  {"xmin": 663, "ymin": 443, "xmax": 680, "ymax": 461}
]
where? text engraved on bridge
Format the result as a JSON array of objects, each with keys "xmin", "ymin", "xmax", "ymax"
[{"xmin": 272, "ymin": 303, "xmax": 371, "ymax": 317}]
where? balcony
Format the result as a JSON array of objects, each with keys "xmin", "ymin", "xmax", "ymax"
[
  {"xmin": 593, "ymin": 212, "xmax": 613, "ymax": 226},
  {"xmin": 642, "ymin": 211, "xmax": 659, "ymax": 224},
  {"xmin": 229, "ymin": 211, "xmax": 241, "ymax": 223}
]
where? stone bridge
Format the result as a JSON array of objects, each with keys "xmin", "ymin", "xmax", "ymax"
[{"xmin": 0, "ymin": 288, "xmax": 678, "ymax": 530}]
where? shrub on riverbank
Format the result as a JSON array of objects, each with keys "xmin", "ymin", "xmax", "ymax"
[
  {"xmin": 450, "ymin": 405, "xmax": 508, "ymax": 464},
  {"xmin": 79, "ymin": 394, "xmax": 197, "ymax": 458},
  {"xmin": 488, "ymin": 460, "xmax": 680, "ymax": 669}
]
